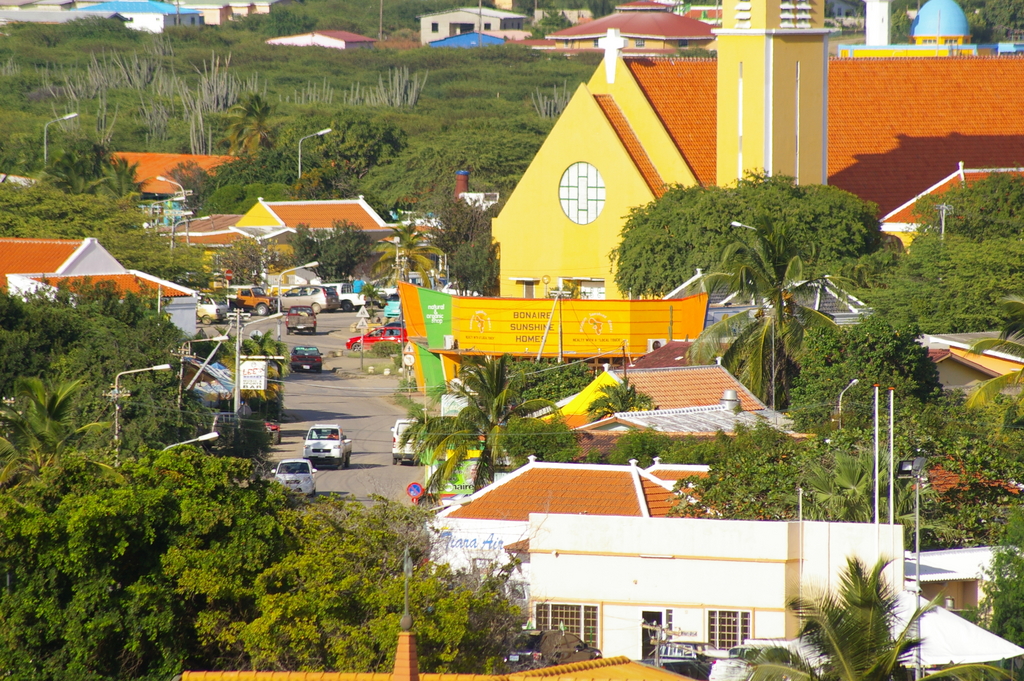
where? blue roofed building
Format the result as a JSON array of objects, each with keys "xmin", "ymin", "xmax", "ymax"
[
  {"xmin": 429, "ymin": 31, "xmax": 505, "ymax": 47},
  {"xmin": 73, "ymin": 0, "xmax": 201, "ymax": 31},
  {"xmin": 910, "ymin": 0, "xmax": 970, "ymax": 44}
]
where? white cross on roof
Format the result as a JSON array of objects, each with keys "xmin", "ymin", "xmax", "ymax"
[{"xmin": 598, "ymin": 28, "xmax": 629, "ymax": 84}]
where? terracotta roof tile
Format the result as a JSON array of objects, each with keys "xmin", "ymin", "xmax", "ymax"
[
  {"xmin": 183, "ymin": 231, "xmax": 248, "ymax": 246},
  {"xmin": 445, "ymin": 466, "xmax": 644, "ymax": 520},
  {"xmin": 594, "ymin": 94, "xmax": 666, "ymax": 197},
  {"xmin": 263, "ymin": 200, "xmax": 388, "ymax": 231},
  {"xmin": 630, "ymin": 340, "xmax": 692, "ymax": 369},
  {"xmin": 114, "ymin": 152, "xmax": 230, "ymax": 195},
  {"xmin": 828, "ymin": 57, "xmax": 1024, "ymax": 215},
  {"xmin": 615, "ymin": 365, "xmax": 765, "ymax": 411},
  {"xmin": 624, "ymin": 58, "xmax": 717, "ymax": 187},
  {"xmin": 640, "ymin": 476, "xmax": 676, "ymax": 516},
  {"xmin": 39, "ymin": 273, "xmax": 193, "ymax": 297},
  {"xmin": 550, "ymin": 12, "xmax": 713, "ymax": 38},
  {"xmin": 180, "ymin": 214, "xmax": 242, "ymax": 233},
  {"xmin": 0, "ymin": 238, "xmax": 81, "ymax": 288},
  {"xmin": 646, "ymin": 467, "xmax": 708, "ymax": 483},
  {"xmin": 930, "ymin": 462, "xmax": 1020, "ymax": 495},
  {"xmin": 576, "ymin": 431, "xmax": 624, "ymax": 460}
]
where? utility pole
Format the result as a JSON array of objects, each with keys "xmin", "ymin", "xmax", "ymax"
[
  {"xmin": 937, "ymin": 203, "xmax": 952, "ymax": 239},
  {"xmin": 379, "ymin": 0, "xmax": 383, "ymax": 40},
  {"xmin": 557, "ymin": 293, "xmax": 564, "ymax": 364},
  {"xmin": 233, "ymin": 310, "xmax": 243, "ymax": 414}
]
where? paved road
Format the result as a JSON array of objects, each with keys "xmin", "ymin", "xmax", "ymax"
[{"xmin": 236, "ymin": 309, "xmax": 423, "ymax": 503}]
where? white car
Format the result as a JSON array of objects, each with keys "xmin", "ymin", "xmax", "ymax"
[
  {"xmin": 391, "ymin": 418, "xmax": 418, "ymax": 466},
  {"xmin": 302, "ymin": 423, "xmax": 353, "ymax": 469},
  {"xmin": 196, "ymin": 296, "xmax": 229, "ymax": 324},
  {"xmin": 274, "ymin": 458, "xmax": 318, "ymax": 496},
  {"xmin": 708, "ymin": 645, "xmax": 765, "ymax": 681}
]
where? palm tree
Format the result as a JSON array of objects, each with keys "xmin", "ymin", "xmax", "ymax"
[
  {"xmin": 43, "ymin": 150, "xmax": 105, "ymax": 194},
  {"xmin": 586, "ymin": 377, "xmax": 654, "ymax": 420},
  {"xmin": 0, "ymin": 378, "xmax": 110, "ymax": 487},
  {"xmin": 372, "ymin": 224, "xmax": 441, "ymax": 288},
  {"xmin": 750, "ymin": 558, "xmax": 1003, "ymax": 681},
  {"xmin": 403, "ymin": 354, "xmax": 553, "ymax": 495},
  {"xmin": 99, "ymin": 155, "xmax": 144, "ymax": 199},
  {"xmin": 225, "ymin": 93, "xmax": 275, "ymax": 155},
  {"xmin": 966, "ymin": 296, "xmax": 1024, "ymax": 412},
  {"xmin": 690, "ymin": 217, "xmax": 844, "ymax": 408}
]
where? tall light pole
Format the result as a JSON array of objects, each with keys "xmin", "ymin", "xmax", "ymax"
[
  {"xmin": 898, "ymin": 456, "xmax": 928, "ymax": 681},
  {"xmin": 162, "ymin": 431, "xmax": 219, "ymax": 450},
  {"xmin": 276, "ymin": 260, "xmax": 319, "ymax": 339},
  {"xmin": 168, "ymin": 212, "xmax": 194, "ymax": 250},
  {"xmin": 836, "ymin": 378, "xmax": 858, "ymax": 429},
  {"xmin": 113, "ymin": 363, "xmax": 173, "ymax": 441},
  {"xmin": 297, "ymin": 128, "xmax": 332, "ymax": 179},
  {"xmin": 43, "ymin": 112, "xmax": 78, "ymax": 165}
]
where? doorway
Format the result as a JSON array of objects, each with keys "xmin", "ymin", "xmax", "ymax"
[{"xmin": 641, "ymin": 610, "xmax": 663, "ymax": 660}]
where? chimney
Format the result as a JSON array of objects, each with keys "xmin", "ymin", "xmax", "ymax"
[
  {"xmin": 720, "ymin": 389, "xmax": 741, "ymax": 410},
  {"xmin": 454, "ymin": 170, "xmax": 470, "ymax": 200}
]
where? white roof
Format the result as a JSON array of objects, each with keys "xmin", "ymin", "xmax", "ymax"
[
  {"xmin": 908, "ymin": 546, "xmax": 994, "ymax": 583},
  {"xmin": 588, "ymin": 404, "xmax": 792, "ymax": 433},
  {"xmin": 895, "ymin": 591, "xmax": 1024, "ymax": 664}
]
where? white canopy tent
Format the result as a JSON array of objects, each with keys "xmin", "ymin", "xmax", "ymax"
[{"xmin": 895, "ymin": 591, "xmax": 1024, "ymax": 666}]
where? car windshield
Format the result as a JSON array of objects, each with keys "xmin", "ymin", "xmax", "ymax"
[
  {"xmin": 278, "ymin": 462, "xmax": 310, "ymax": 475},
  {"xmin": 251, "ymin": 287, "xmax": 267, "ymax": 296},
  {"xmin": 293, "ymin": 346, "xmax": 320, "ymax": 356},
  {"xmin": 307, "ymin": 427, "xmax": 340, "ymax": 440}
]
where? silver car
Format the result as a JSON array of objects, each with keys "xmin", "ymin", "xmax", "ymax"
[
  {"xmin": 280, "ymin": 286, "xmax": 340, "ymax": 314},
  {"xmin": 274, "ymin": 458, "xmax": 317, "ymax": 496}
]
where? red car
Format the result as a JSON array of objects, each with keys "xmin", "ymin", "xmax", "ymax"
[{"xmin": 346, "ymin": 326, "xmax": 408, "ymax": 351}]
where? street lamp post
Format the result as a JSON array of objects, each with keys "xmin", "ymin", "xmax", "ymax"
[
  {"xmin": 43, "ymin": 112, "xmax": 78, "ymax": 165},
  {"xmin": 297, "ymin": 128, "xmax": 332, "ymax": 179},
  {"xmin": 162, "ymin": 431, "xmax": 219, "ymax": 450},
  {"xmin": 113, "ymin": 363, "xmax": 173, "ymax": 441},
  {"xmin": 275, "ymin": 261, "xmax": 319, "ymax": 339},
  {"xmin": 168, "ymin": 212, "xmax": 194, "ymax": 250},
  {"xmin": 836, "ymin": 378, "xmax": 859, "ymax": 429},
  {"xmin": 898, "ymin": 456, "xmax": 928, "ymax": 681}
]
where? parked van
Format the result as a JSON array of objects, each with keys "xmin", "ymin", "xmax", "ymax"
[{"xmin": 391, "ymin": 418, "xmax": 418, "ymax": 466}]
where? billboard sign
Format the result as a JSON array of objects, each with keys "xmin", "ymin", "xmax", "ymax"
[{"xmin": 239, "ymin": 360, "xmax": 268, "ymax": 391}]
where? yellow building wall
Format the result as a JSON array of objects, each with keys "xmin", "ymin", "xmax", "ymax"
[
  {"xmin": 492, "ymin": 83, "xmax": 658, "ymax": 300},
  {"xmin": 716, "ymin": 33, "xmax": 828, "ymax": 186},
  {"xmin": 588, "ymin": 58, "xmax": 698, "ymax": 188}
]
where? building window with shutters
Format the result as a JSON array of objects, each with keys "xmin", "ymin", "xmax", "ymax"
[
  {"xmin": 484, "ymin": 22, "xmax": 491, "ymax": 29},
  {"xmin": 707, "ymin": 610, "xmax": 751, "ymax": 649},
  {"xmin": 634, "ymin": 38, "xmax": 645, "ymax": 47},
  {"xmin": 535, "ymin": 603, "xmax": 599, "ymax": 646}
]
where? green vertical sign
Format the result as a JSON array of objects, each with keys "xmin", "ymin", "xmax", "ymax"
[{"xmin": 417, "ymin": 288, "xmax": 453, "ymax": 349}]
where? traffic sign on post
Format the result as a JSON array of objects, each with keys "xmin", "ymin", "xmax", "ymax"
[
  {"xmin": 404, "ymin": 342, "xmax": 415, "ymax": 355},
  {"xmin": 406, "ymin": 481, "xmax": 424, "ymax": 502},
  {"xmin": 224, "ymin": 269, "xmax": 233, "ymax": 282},
  {"xmin": 356, "ymin": 318, "xmax": 369, "ymax": 331},
  {"xmin": 356, "ymin": 306, "xmax": 370, "ymax": 319}
]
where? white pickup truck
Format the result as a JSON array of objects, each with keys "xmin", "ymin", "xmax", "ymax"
[
  {"xmin": 302, "ymin": 423, "xmax": 353, "ymax": 469},
  {"xmin": 321, "ymin": 283, "xmax": 365, "ymax": 313}
]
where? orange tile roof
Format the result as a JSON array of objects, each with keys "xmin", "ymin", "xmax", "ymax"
[
  {"xmin": 39, "ymin": 273, "xmax": 193, "ymax": 297},
  {"xmin": 264, "ymin": 200, "xmax": 388, "ymax": 231},
  {"xmin": 594, "ymin": 94, "xmax": 666, "ymax": 197},
  {"xmin": 646, "ymin": 466, "xmax": 709, "ymax": 483},
  {"xmin": 624, "ymin": 57, "xmax": 717, "ymax": 187},
  {"xmin": 182, "ymin": 214, "xmax": 242, "ymax": 233},
  {"xmin": 641, "ymin": 476, "xmax": 677, "ymax": 516},
  {"xmin": 828, "ymin": 57, "xmax": 1024, "ymax": 215},
  {"xmin": 630, "ymin": 340, "xmax": 692, "ymax": 369},
  {"xmin": 114, "ymin": 152, "xmax": 231, "ymax": 195},
  {"xmin": 620, "ymin": 56, "xmax": 1024, "ymax": 215},
  {"xmin": 183, "ymin": 231, "xmax": 249, "ymax": 246},
  {"xmin": 616, "ymin": 365, "xmax": 765, "ymax": 411},
  {"xmin": 445, "ymin": 465, "xmax": 644, "ymax": 520},
  {"xmin": 0, "ymin": 238, "xmax": 81, "ymax": 288}
]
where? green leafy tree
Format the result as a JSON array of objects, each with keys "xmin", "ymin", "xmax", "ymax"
[
  {"xmin": 0, "ymin": 378, "xmax": 110, "ymax": 487},
  {"xmin": 606, "ymin": 429, "xmax": 675, "ymax": 467},
  {"xmin": 205, "ymin": 182, "xmax": 289, "ymax": 215},
  {"xmin": 613, "ymin": 174, "xmax": 880, "ymax": 298},
  {"xmin": 789, "ymin": 316, "xmax": 942, "ymax": 433},
  {"xmin": 750, "ymin": 558, "xmax": 1005, "ymax": 681},
  {"xmin": 965, "ymin": 296, "xmax": 1024, "ymax": 412},
  {"xmin": 986, "ymin": 509, "xmax": 1024, "ymax": 646},
  {"xmin": 292, "ymin": 222, "xmax": 374, "ymax": 281},
  {"xmin": 503, "ymin": 416, "xmax": 580, "ymax": 467},
  {"xmin": 431, "ymin": 199, "xmax": 500, "ymax": 296},
  {"xmin": 405, "ymin": 354, "xmax": 553, "ymax": 494},
  {"xmin": 863, "ymin": 234, "xmax": 1024, "ymax": 333},
  {"xmin": 226, "ymin": 93, "xmax": 276, "ymax": 155},
  {"xmin": 219, "ymin": 238, "xmax": 293, "ymax": 285},
  {"xmin": 43, "ymin": 148, "xmax": 106, "ymax": 194},
  {"xmin": 531, "ymin": 10, "xmax": 572, "ymax": 37},
  {"xmin": 690, "ymin": 216, "xmax": 843, "ymax": 407},
  {"xmin": 915, "ymin": 171, "xmax": 1024, "ymax": 241},
  {"xmin": 985, "ymin": 0, "xmax": 1024, "ymax": 40},
  {"xmin": 514, "ymin": 358, "xmax": 594, "ymax": 403},
  {"xmin": 373, "ymin": 223, "xmax": 441, "ymax": 287},
  {"xmin": 99, "ymin": 155, "xmax": 143, "ymax": 199},
  {"xmin": 586, "ymin": 378, "xmax": 654, "ymax": 420}
]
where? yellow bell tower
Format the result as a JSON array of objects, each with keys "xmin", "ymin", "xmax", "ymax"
[{"xmin": 715, "ymin": 0, "xmax": 830, "ymax": 186}]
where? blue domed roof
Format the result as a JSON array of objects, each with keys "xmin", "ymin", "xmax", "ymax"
[{"xmin": 910, "ymin": 0, "xmax": 970, "ymax": 37}]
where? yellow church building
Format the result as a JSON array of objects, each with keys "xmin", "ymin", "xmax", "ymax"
[{"xmin": 492, "ymin": 4, "xmax": 1024, "ymax": 299}]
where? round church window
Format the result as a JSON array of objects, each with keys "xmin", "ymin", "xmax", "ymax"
[{"xmin": 558, "ymin": 162, "xmax": 606, "ymax": 225}]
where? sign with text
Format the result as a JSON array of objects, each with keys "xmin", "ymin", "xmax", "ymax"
[{"xmin": 239, "ymin": 360, "xmax": 267, "ymax": 391}]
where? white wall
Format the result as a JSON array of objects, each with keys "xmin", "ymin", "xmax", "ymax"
[
  {"xmin": 60, "ymin": 238, "xmax": 126, "ymax": 276},
  {"xmin": 165, "ymin": 296, "xmax": 197, "ymax": 336},
  {"xmin": 526, "ymin": 514, "xmax": 904, "ymax": 659},
  {"xmin": 433, "ymin": 517, "xmax": 530, "ymax": 571}
]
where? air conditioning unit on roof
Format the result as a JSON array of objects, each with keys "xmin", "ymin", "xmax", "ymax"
[
  {"xmin": 646, "ymin": 338, "xmax": 668, "ymax": 352},
  {"xmin": 443, "ymin": 335, "xmax": 457, "ymax": 350}
]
